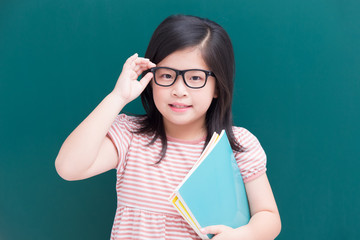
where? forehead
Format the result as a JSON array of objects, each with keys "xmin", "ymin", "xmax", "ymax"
[{"xmin": 157, "ymin": 47, "xmax": 210, "ymax": 70}]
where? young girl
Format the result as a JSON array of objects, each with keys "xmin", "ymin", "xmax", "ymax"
[{"xmin": 55, "ymin": 15, "xmax": 281, "ymax": 240}]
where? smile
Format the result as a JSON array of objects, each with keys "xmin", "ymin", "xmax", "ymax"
[{"xmin": 169, "ymin": 103, "xmax": 192, "ymax": 112}]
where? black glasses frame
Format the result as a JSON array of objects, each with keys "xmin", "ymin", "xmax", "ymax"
[{"xmin": 148, "ymin": 67, "xmax": 216, "ymax": 89}]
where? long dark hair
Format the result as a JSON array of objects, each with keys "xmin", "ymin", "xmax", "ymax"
[{"xmin": 136, "ymin": 14, "xmax": 243, "ymax": 162}]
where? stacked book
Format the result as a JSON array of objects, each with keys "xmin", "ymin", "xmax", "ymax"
[{"xmin": 169, "ymin": 130, "xmax": 251, "ymax": 239}]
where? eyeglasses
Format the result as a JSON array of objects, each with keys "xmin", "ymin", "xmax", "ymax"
[{"xmin": 148, "ymin": 67, "xmax": 216, "ymax": 89}]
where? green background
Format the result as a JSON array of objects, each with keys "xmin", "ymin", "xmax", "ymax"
[{"xmin": 1, "ymin": 0, "xmax": 359, "ymax": 239}]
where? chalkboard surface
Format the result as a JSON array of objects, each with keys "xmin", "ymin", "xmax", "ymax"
[{"xmin": 1, "ymin": 0, "xmax": 359, "ymax": 239}]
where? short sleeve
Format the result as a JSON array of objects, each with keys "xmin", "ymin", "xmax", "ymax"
[
  {"xmin": 233, "ymin": 127, "xmax": 267, "ymax": 183},
  {"xmin": 107, "ymin": 114, "xmax": 135, "ymax": 170}
]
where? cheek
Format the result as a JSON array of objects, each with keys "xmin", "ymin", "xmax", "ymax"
[
  {"xmin": 201, "ymin": 84, "xmax": 218, "ymax": 109},
  {"xmin": 203, "ymin": 81, "xmax": 218, "ymax": 101},
  {"xmin": 152, "ymin": 87, "xmax": 160, "ymax": 106},
  {"xmin": 151, "ymin": 84, "xmax": 166, "ymax": 109},
  {"xmin": 195, "ymin": 90, "xmax": 216, "ymax": 109}
]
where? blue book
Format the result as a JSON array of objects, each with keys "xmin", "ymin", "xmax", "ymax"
[{"xmin": 169, "ymin": 130, "xmax": 250, "ymax": 239}]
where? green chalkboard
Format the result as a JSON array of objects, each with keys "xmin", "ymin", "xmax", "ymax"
[{"xmin": 1, "ymin": 0, "xmax": 359, "ymax": 239}]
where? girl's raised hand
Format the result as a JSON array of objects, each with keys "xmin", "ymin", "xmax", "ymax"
[{"xmin": 112, "ymin": 53, "xmax": 156, "ymax": 105}]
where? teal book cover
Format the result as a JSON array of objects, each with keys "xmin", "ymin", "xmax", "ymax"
[{"xmin": 175, "ymin": 130, "xmax": 250, "ymax": 239}]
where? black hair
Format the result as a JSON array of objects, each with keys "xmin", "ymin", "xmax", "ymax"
[{"xmin": 136, "ymin": 14, "xmax": 243, "ymax": 162}]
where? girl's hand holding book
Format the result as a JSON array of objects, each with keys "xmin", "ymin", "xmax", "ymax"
[{"xmin": 201, "ymin": 225, "xmax": 252, "ymax": 240}]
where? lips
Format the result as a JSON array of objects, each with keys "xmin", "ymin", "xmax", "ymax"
[
  {"xmin": 169, "ymin": 103, "xmax": 192, "ymax": 112},
  {"xmin": 170, "ymin": 104, "xmax": 191, "ymax": 108}
]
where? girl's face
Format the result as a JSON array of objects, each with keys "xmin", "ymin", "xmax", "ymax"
[{"xmin": 151, "ymin": 47, "xmax": 217, "ymax": 139}]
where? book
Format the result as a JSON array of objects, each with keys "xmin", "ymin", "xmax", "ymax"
[{"xmin": 169, "ymin": 130, "xmax": 250, "ymax": 239}]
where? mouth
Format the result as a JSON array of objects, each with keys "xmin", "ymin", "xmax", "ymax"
[
  {"xmin": 169, "ymin": 104, "xmax": 191, "ymax": 108},
  {"xmin": 169, "ymin": 103, "xmax": 192, "ymax": 112}
]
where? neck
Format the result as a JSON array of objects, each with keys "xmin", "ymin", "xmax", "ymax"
[{"xmin": 164, "ymin": 121, "xmax": 207, "ymax": 141}]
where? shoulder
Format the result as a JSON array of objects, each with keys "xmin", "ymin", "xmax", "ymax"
[
  {"xmin": 108, "ymin": 114, "xmax": 145, "ymax": 141},
  {"xmin": 231, "ymin": 126, "xmax": 267, "ymax": 182},
  {"xmin": 232, "ymin": 126, "xmax": 262, "ymax": 148},
  {"xmin": 112, "ymin": 113, "xmax": 143, "ymax": 131},
  {"xmin": 107, "ymin": 114, "xmax": 148, "ymax": 167}
]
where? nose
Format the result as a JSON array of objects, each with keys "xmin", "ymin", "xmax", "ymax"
[{"xmin": 171, "ymin": 75, "xmax": 188, "ymax": 97}]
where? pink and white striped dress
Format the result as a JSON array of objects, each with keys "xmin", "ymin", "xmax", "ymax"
[{"xmin": 107, "ymin": 114, "xmax": 267, "ymax": 239}]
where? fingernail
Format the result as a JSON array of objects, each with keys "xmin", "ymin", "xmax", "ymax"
[{"xmin": 200, "ymin": 228, "xmax": 206, "ymax": 234}]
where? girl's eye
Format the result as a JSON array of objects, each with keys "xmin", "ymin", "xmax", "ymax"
[
  {"xmin": 160, "ymin": 74, "xmax": 173, "ymax": 79},
  {"xmin": 189, "ymin": 76, "xmax": 203, "ymax": 81}
]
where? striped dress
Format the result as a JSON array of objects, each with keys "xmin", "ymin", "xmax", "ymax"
[{"xmin": 107, "ymin": 114, "xmax": 267, "ymax": 239}]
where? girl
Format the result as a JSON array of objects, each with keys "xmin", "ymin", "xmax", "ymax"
[{"xmin": 55, "ymin": 15, "xmax": 281, "ymax": 239}]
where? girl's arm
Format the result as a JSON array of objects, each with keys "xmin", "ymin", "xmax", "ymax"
[
  {"xmin": 55, "ymin": 54, "xmax": 155, "ymax": 181},
  {"xmin": 202, "ymin": 174, "xmax": 281, "ymax": 240}
]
